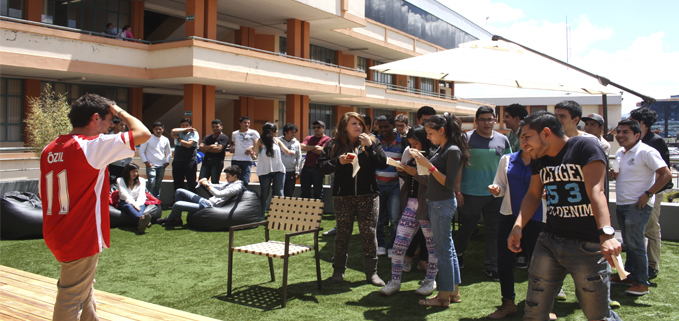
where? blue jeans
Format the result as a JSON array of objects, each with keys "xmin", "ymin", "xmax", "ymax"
[
  {"xmin": 497, "ymin": 215, "xmax": 544, "ymax": 300},
  {"xmin": 118, "ymin": 200, "xmax": 146, "ymax": 219},
  {"xmin": 145, "ymin": 165, "xmax": 165, "ymax": 198},
  {"xmin": 300, "ymin": 167, "xmax": 324, "ymax": 199},
  {"xmin": 199, "ymin": 158, "xmax": 224, "ymax": 184},
  {"xmin": 525, "ymin": 232, "xmax": 620, "ymax": 321},
  {"xmin": 167, "ymin": 188, "xmax": 211, "ymax": 220},
  {"xmin": 427, "ymin": 198, "xmax": 461, "ymax": 292},
  {"xmin": 231, "ymin": 160, "xmax": 253, "ymax": 186},
  {"xmin": 617, "ymin": 204, "xmax": 652, "ymax": 286},
  {"xmin": 376, "ymin": 183, "xmax": 401, "ymax": 248},
  {"xmin": 454, "ymin": 194, "xmax": 502, "ymax": 271},
  {"xmin": 258, "ymin": 172, "xmax": 285, "ymax": 219}
]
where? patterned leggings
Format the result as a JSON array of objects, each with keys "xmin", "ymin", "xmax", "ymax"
[
  {"xmin": 391, "ymin": 198, "xmax": 438, "ymax": 281},
  {"xmin": 332, "ymin": 194, "xmax": 379, "ymax": 259}
]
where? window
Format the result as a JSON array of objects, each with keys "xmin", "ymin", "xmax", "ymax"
[
  {"xmin": 0, "ymin": 78, "xmax": 23, "ymax": 142},
  {"xmin": 0, "ymin": 0, "xmax": 23, "ymax": 18},
  {"xmin": 308, "ymin": 104, "xmax": 334, "ymax": 136},
  {"xmin": 421, "ymin": 78, "xmax": 435, "ymax": 96},
  {"xmin": 357, "ymin": 57, "xmax": 369, "ymax": 75},
  {"xmin": 43, "ymin": 0, "xmax": 131, "ymax": 34},
  {"xmin": 410, "ymin": 112, "xmax": 417, "ymax": 125},
  {"xmin": 373, "ymin": 109, "xmax": 393, "ymax": 119},
  {"xmin": 279, "ymin": 36, "xmax": 287, "ymax": 55},
  {"xmin": 278, "ymin": 100, "xmax": 286, "ymax": 129},
  {"xmin": 42, "ymin": 82, "xmax": 129, "ymax": 111},
  {"xmin": 530, "ymin": 106, "xmax": 547, "ymax": 113},
  {"xmin": 310, "ymin": 44, "xmax": 336, "ymax": 65},
  {"xmin": 372, "ymin": 61, "xmax": 393, "ymax": 85}
]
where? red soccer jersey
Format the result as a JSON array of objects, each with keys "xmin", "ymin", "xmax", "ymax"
[{"xmin": 40, "ymin": 132, "xmax": 135, "ymax": 262}]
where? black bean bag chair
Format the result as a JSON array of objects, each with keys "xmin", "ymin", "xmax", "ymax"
[
  {"xmin": 187, "ymin": 189, "xmax": 261, "ymax": 231},
  {"xmin": 109, "ymin": 204, "xmax": 162, "ymax": 228},
  {"xmin": 1, "ymin": 191, "xmax": 43, "ymax": 239}
]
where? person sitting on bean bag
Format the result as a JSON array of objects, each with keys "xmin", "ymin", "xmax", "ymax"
[{"xmin": 157, "ymin": 166, "xmax": 245, "ymax": 227}]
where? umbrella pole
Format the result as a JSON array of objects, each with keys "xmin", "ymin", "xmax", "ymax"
[{"xmin": 602, "ymin": 94, "xmax": 610, "ymax": 205}]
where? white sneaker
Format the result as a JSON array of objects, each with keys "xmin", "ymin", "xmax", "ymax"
[
  {"xmin": 377, "ymin": 247, "xmax": 387, "ymax": 256},
  {"xmin": 402, "ymin": 259, "xmax": 413, "ymax": 272},
  {"xmin": 414, "ymin": 279, "xmax": 437, "ymax": 296},
  {"xmin": 379, "ymin": 281, "xmax": 401, "ymax": 296},
  {"xmin": 387, "ymin": 249, "xmax": 393, "ymax": 258},
  {"xmin": 556, "ymin": 288, "xmax": 567, "ymax": 300}
]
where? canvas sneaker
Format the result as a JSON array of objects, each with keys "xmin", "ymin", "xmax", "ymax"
[
  {"xmin": 414, "ymin": 279, "xmax": 437, "ymax": 296},
  {"xmin": 379, "ymin": 281, "xmax": 401, "ymax": 296},
  {"xmin": 484, "ymin": 270, "xmax": 500, "ymax": 282},
  {"xmin": 610, "ymin": 275, "xmax": 635, "ymax": 285},
  {"xmin": 402, "ymin": 259, "xmax": 413, "ymax": 273},
  {"xmin": 377, "ymin": 247, "xmax": 387, "ymax": 256},
  {"xmin": 556, "ymin": 288, "xmax": 567, "ymax": 301},
  {"xmin": 625, "ymin": 284, "xmax": 649, "ymax": 296},
  {"xmin": 515, "ymin": 255, "xmax": 529, "ymax": 269}
]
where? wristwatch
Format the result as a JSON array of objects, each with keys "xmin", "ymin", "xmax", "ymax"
[
  {"xmin": 644, "ymin": 191, "xmax": 653, "ymax": 197},
  {"xmin": 598, "ymin": 226, "xmax": 615, "ymax": 236}
]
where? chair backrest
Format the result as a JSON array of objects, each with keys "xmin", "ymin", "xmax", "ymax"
[{"xmin": 267, "ymin": 196, "xmax": 324, "ymax": 232}]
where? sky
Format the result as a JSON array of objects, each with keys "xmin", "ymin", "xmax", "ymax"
[{"xmin": 437, "ymin": 0, "xmax": 679, "ymax": 114}]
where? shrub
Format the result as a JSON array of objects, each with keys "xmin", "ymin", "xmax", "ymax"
[{"xmin": 24, "ymin": 84, "xmax": 72, "ymax": 156}]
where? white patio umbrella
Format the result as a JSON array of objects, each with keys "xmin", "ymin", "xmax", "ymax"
[{"xmin": 370, "ymin": 39, "xmax": 615, "ymax": 95}]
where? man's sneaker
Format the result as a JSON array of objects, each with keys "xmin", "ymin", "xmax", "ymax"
[
  {"xmin": 625, "ymin": 283, "xmax": 649, "ymax": 296},
  {"xmin": 403, "ymin": 259, "xmax": 413, "ymax": 273},
  {"xmin": 155, "ymin": 217, "xmax": 168, "ymax": 225},
  {"xmin": 555, "ymin": 288, "xmax": 567, "ymax": 300},
  {"xmin": 387, "ymin": 249, "xmax": 393, "ymax": 258},
  {"xmin": 457, "ymin": 254, "xmax": 464, "ymax": 269},
  {"xmin": 515, "ymin": 255, "xmax": 529, "ymax": 269},
  {"xmin": 379, "ymin": 281, "xmax": 401, "ymax": 296},
  {"xmin": 414, "ymin": 279, "xmax": 437, "ymax": 296},
  {"xmin": 138, "ymin": 214, "xmax": 151, "ymax": 233},
  {"xmin": 610, "ymin": 300, "xmax": 621, "ymax": 309},
  {"xmin": 377, "ymin": 247, "xmax": 387, "ymax": 256},
  {"xmin": 484, "ymin": 270, "xmax": 500, "ymax": 282},
  {"xmin": 162, "ymin": 218, "xmax": 183, "ymax": 227},
  {"xmin": 610, "ymin": 275, "xmax": 635, "ymax": 285},
  {"xmin": 322, "ymin": 227, "xmax": 337, "ymax": 236},
  {"xmin": 648, "ymin": 267, "xmax": 659, "ymax": 280}
]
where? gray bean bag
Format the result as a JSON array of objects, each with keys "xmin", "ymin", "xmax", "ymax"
[
  {"xmin": 187, "ymin": 189, "xmax": 261, "ymax": 231},
  {"xmin": 109, "ymin": 204, "xmax": 162, "ymax": 228},
  {"xmin": 1, "ymin": 191, "xmax": 43, "ymax": 239}
]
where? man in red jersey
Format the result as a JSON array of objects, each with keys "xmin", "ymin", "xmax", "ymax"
[{"xmin": 40, "ymin": 94, "xmax": 151, "ymax": 320}]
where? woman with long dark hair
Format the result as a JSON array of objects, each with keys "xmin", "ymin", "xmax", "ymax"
[
  {"xmin": 317, "ymin": 112, "xmax": 388, "ymax": 285},
  {"xmin": 380, "ymin": 125, "xmax": 440, "ymax": 296},
  {"xmin": 117, "ymin": 163, "xmax": 149, "ymax": 233},
  {"xmin": 249, "ymin": 122, "xmax": 294, "ymax": 219},
  {"xmin": 411, "ymin": 113, "xmax": 470, "ymax": 307}
]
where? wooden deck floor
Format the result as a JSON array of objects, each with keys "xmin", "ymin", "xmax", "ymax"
[{"xmin": 0, "ymin": 265, "xmax": 221, "ymax": 321}]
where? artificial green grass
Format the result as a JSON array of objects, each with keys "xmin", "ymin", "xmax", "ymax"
[{"xmin": 2, "ymin": 211, "xmax": 678, "ymax": 320}]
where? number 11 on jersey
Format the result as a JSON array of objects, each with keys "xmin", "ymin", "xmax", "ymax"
[{"xmin": 45, "ymin": 170, "xmax": 69, "ymax": 215}]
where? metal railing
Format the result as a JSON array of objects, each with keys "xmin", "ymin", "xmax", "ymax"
[
  {"xmin": 366, "ymin": 80, "xmax": 456, "ymax": 100},
  {"xmin": 0, "ymin": 16, "xmax": 365, "ymax": 74}
]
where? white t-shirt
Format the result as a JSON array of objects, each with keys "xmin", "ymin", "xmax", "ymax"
[
  {"xmin": 614, "ymin": 141, "xmax": 666, "ymax": 206},
  {"xmin": 139, "ymin": 135, "xmax": 172, "ymax": 166},
  {"xmin": 231, "ymin": 129, "xmax": 260, "ymax": 161}
]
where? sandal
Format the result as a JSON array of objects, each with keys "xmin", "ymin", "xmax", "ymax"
[{"xmin": 418, "ymin": 296, "xmax": 450, "ymax": 308}]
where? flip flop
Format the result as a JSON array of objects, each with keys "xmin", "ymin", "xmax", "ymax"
[{"xmin": 418, "ymin": 297, "xmax": 450, "ymax": 308}]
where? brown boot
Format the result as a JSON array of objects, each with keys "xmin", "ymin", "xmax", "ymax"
[{"xmin": 487, "ymin": 298, "xmax": 517, "ymax": 319}]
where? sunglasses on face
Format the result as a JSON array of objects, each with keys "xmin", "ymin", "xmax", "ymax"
[{"xmin": 313, "ymin": 126, "xmax": 322, "ymax": 129}]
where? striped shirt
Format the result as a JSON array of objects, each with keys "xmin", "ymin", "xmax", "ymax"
[{"xmin": 376, "ymin": 134, "xmax": 404, "ymax": 184}]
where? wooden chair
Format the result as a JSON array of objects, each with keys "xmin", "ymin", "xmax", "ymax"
[{"xmin": 227, "ymin": 196, "xmax": 324, "ymax": 307}]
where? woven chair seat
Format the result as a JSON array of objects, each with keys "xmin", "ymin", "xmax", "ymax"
[{"xmin": 234, "ymin": 240, "xmax": 313, "ymax": 259}]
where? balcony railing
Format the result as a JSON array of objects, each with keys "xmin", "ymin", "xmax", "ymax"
[
  {"xmin": 0, "ymin": 16, "xmax": 365, "ymax": 74},
  {"xmin": 366, "ymin": 80, "xmax": 455, "ymax": 100}
]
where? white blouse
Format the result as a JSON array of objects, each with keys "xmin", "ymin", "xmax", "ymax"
[{"xmin": 116, "ymin": 177, "xmax": 147, "ymax": 207}]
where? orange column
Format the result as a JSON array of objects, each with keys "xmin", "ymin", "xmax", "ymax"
[
  {"xmin": 286, "ymin": 94, "xmax": 309, "ymax": 138},
  {"xmin": 450, "ymin": 81, "xmax": 455, "ymax": 97},
  {"xmin": 184, "ymin": 84, "xmax": 204, "ymax": 135},
  {"xmin": 301, "ymin": 21, "xmax": 310, "ymax": 59},
  {"xmin": 287, "ymin": 19, "xmax": 302, "ymax": 58},
  {"xmin": 130, "ymin": 0, "xmax": 144, "ymax": 40},
  {"xmin": 129, "ymin": 88, "xmax": 144, "ymax": 120},
  {"xmin": 415, "ymin": 77, "xmax": 421, "ymax": 90},
  {"xmin": 335, "ymin": 105, "xmax": 354, "ymax": 126},
  {"xmin": 234, "ymin": 96, "xmax": 255, "ymax": 130},
  {"xmin": 185, "ymin": 0, "xmax": 205, "ymax": 37},
  {"xmin": 22, "ymin": 79, "xmax": 41, "ymax": 145},
  {"xmin": 255, "ymin": 34, "xmax": 276, "ymax": 52},
  {"xmin": 202, "ymin": 85, "xmax": 215, "ymax": 134},
  {"xmin": 25, "ymin": 0, "xmax": 42, "ymax": 22},
  {"xmin": 203, "ymin": 0, "xmax": 217, "ymax": 40},
  {"xmin": 367, "ymin": 59, "xmax": 374, "ymax": 81}
]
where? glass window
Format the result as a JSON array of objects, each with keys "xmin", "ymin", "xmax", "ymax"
[
  {"xmin": 278, "ymin": 100, "xmax": 286, "ymax": 130},
  {"xmin": 0, "ymin": 0, "xmax": 23, "ymax": 18},
  {"xmin": 365, "ymin": 0, "xmax": 478, "ymax": 49},
  {"xmin": 410, "ymin": 112, "xmax": 417, "ymax": 125},
  {"xmin": 421, "ymin": 78, "xmax": 434, "ymax": 95},
  {"xmin": 279, "ymin": 36, "xmax": 287, "ymax": 55},
  {"xmin": 308, "ymin": 104, "xmax": 334, "ymax": 136},
  {"xmin": 41, "ymin": 81, "xmax": 129, "ymax": 111},
  {"xmin": 310, "ymin": 44, "xmax": 336, "ymax": 65},
  {"xmin": 0, "ymin": 78, "xmax": 24, "ymax": 142},
  {"xmin": 373, "ymin": 109, "xmax": 393, "ymax": 119},
  {"xmin": 357, "ymin": 57, "xmax": 369, "ymax": 74},
  {"xmin": 43, "ymin": 0, "xmax": 131, "ymax": 34},
  {"xmin": 372, "ymin": 61, "xmax": 393, "ymax": 85},
  {"xmin": 530, "ymin": 106, "xmax": 547, "ymax": 113}
]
